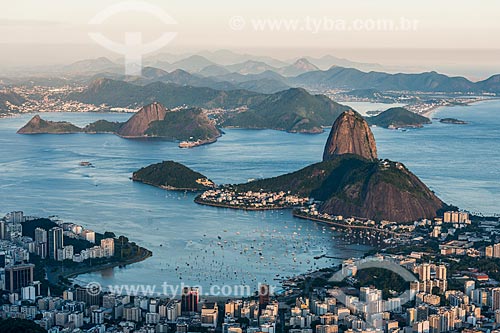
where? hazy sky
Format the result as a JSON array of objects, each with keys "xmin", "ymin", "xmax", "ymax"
[{"xmin": 1, "ymin": 0, "xmax": 499, "ymax": 76}]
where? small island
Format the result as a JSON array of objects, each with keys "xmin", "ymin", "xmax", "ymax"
[
  {"xmin": 132, "ymin": 160, "xmax": 215, "ymax": 191},
  {"xmin": 17, "ymin": 115, "xmax": 83, "ymax": 134},
  {"xmin": 440, "ymin": 118, "xmax": 468, "ymax": 124},
  {"xmin": 366, "ymin": 107, "xmax": 431, "ymax": 128}
]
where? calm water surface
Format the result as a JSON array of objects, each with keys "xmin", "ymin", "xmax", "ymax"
[{"xmin": 0, "ymin": 100, "xmax": 498, "ymax": 293}]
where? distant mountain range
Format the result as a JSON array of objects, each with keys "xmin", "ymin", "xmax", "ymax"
[
  {"xmin": 86, "ymin": 67, "xmax": 290, "ymax": 94},
  {"xmin": 68, "ymin": 79, "xmax": 352, "ymax": 133},
  {"xmin": 145, "ymin": 55, "xmax": 320, "ymax": 77},
  {"xmin": 291, "ymin": 67, "xmax": 500, "ymax": 93},
  {"xmin": 62, "ymin": 57, "xmax": 121, "ymax": 74},
  {"xmin": 73, "ymin": 55, "xmax": 500, "ymax": 95},
  {"xmin": 37, "ymin": 50, "xmax": 499, "ymax": 96}
]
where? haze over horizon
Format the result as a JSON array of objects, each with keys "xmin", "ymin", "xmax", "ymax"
[{"xmin": 1, "ymin": 0, "xmax": 500, "ymax": 79}]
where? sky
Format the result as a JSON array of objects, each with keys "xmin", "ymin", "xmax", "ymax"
[{"xmin": 0, "ymin": 0, "xmax": 499, "ymax": 77}]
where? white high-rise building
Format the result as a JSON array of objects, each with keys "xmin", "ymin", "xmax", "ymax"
[
  {"xmin": 419, "ymin": 263, "xmax": 431, "ymax": 281},
  {"xmin": 82, "ymin": 230, "xmax": 96, "ymax": 243},
  {"xmin": 464, "ymin": 281, "xmax": 475, "ymax": 298},
  {"xmin": 101, "ymin": 238, "xmax": 115, "ymax": 257}
]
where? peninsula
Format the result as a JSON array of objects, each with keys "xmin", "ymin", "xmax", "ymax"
[
  {"xmin": 196, "ymin": 110, "xmax": 446, "ymax": 222},
  {"xmin": 2, "ymin": 211, "xmax": 152, "ymax": 296}
]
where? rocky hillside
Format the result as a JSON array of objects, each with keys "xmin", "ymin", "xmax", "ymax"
[
  {"xmin": 317, "ymin": 158, "xmax": 444, "ymax": 222},
  {"xmin": 146, "ymin": 108, "xmax": 220, "ymax": 141},
  {"xmin": 117, "ymin": 102, "xmax": 169, "ymax": 137},
  {"xmin": 323, "ymin": 110, "xmax": 377, "ymax": 161},
  {"xmin": 236, "ymin": 155, "xmax": 444, "ymax": 222}
]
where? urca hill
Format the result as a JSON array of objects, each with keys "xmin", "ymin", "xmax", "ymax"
[{"xmin": 236, "ymin": 110, "xmax": 445, "ymax": 222}]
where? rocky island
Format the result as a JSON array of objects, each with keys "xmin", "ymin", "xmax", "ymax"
[
  {"xmin": 366, "ymin": 107, "xmax": 431, "ymax": 128},
  {"xmin": 132, "ymin": 160, "xmax": 215, "ymax": 191},
  {"xmin": 440, "ymin": 117, "xmax": 468, "ymax": 124},
  {"xmin": 17, "ymin": 102, "xmax": 221, "ymax": 146},
  {"xmin": 17, "ymin": 115, "xmax": 83, "ymax": 134}
]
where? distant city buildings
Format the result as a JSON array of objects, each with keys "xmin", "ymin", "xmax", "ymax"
[
  {"xmin": 4, "ymin": 263, "xmax": 34, "ymax": 292},
  {"xmin": 443, "ymin": 211, "xmax": 470, "ymax": 224},
  {"xmin": 48, "ymin": 227, "xmax": 64, "ymax": 260},
  {"xmin": 101, "ymin": 238, "xmax": 115, "ymax": 257}
]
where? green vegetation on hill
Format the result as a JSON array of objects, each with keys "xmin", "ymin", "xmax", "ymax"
[
  {"xmin": 132, "ymin": 160, "xmax": 215, "ymax": 191},
  {"xmin": 69, "ymin": 78, "xmax": 265, "ymax": 109},
  {"xmin": 84, "ymin": 119, "xmax": 123, "ymax": 133},
  {"xmin": 234, "ymin": 155, "xmax": 370, "ymax": 197},
  {"xmin": 235, "ymin": 154, "xmax": 443, "ymax": 222},
  {"xmin": 366, "ymin": 107, "xmax": 431, "ymax": 128},
  {"xmin": 145, "ymin": 108, "xmax": 221, "ymax": 141},
  {"xmin": 222, "ymin": 88, "xmax": 351, "ymax": 133},
  {"xmin": 0, "ymin": 318, "xmax": 47, "ymax": 333}
]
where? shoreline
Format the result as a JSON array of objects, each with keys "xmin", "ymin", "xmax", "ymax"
[
  {"xmin": 421, "ymin": 97, "xmax": 499, "ymax": 118},
  {"xmin": 292, "ymin": 211, "xmax": 400, "ymax": 236},
  {"xmin": 194, "ymin": 197, "xmax": 294, "ymax": 211},
  {"xmin": 132, "ymin": 178, "xmax": 207, "ymax": 192},
  {"xmin": 54, "ymin": 247, "xmax": 153, "ymax": 283}
]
